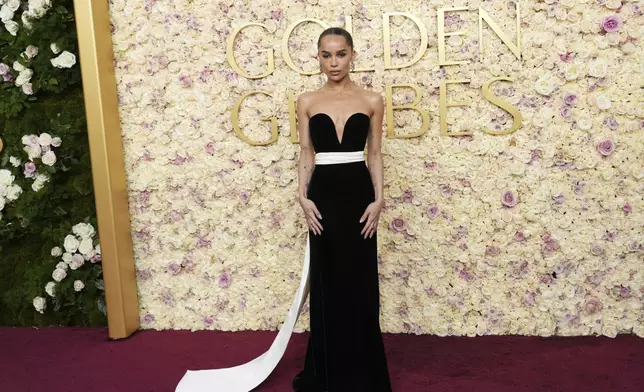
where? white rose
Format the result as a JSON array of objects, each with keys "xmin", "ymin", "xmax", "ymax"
[
  {"xmin": 72, "ymin": 223, "xmax": 95, "ymax": 239},
  {"xmin": 33, "ymin": 296, "xmax": 46, "ymax": 313},
  {"xmin": 50, "ymin": 246, "xmax": 62, "ymax": 257},
  {"xmin": 588, "ymin": 60, "xmax": 607, "ymax": 78},
  {"xmin": 73, "ymin": 280, "xmax": 85, "ymax": 292},
  {"xmin": 28, "ymin": 0, "xmax": 52, "ymax": 17},
  {"xmin": 25, "ymin": 144, "xmax": 41, "ymax": 159},
  {"xmin": 55, "ymin": 262, "xmax": 67, "ymax": 271},
  {"xmin": 0, "ymin": 6, "xmax": 15, "ymax": 23},
  {"xmin": 69, "ymin": 255, "xmax": 85, "ymax": 270},
  {"xmin": 596, "ymin": 94, "xmax": 611, "ymax": 110},
  {"xmin": 50, "ymin": 51, "xmax": 76, "ymax": 68},
  {"xmin": 0, "ymin": 197, "xmax": 5, "ymax": 211},
  {"xmin": 38, "ymin": 133, "xmax": 52, "ymax": 146},
  {"xmin": 564, "ymin": 64, "xmax": 582, "ymax": 80},
  {"xmin": 51, "ymin": 137, "xmax": 62, "ymax": 147},
  {"xmin": 95, "ymin": 244, "xmax": 101, "ymax": 254},
  {"xmin": 535, "ymin": 75, "xmax": 556, "ymax": 95},
  {"xmin": 21, "ymin": 82, "xmax": 33, "ymax": 95},
  {"xmin": 31, "ymin": 179, "xmax": 45, "ymax": 192},
  {"xmin": 41, "ymin": 151, "xmax": 56, "ymax": 166},
  {"xmin": 24, "ymin": 44, "xmax": 38, "ymax": 58},
  {"xmin": 9, "ymin": 156, "xmax": 21, "ymax": 167},
  {"xmin": 62, "ymin": 252, "xmax": 72, "ymax": 263},
  {"xmin": 4, "ymin": 20, "xmax": 19, "ymax": 36},
  {"xmin": 63, "ymin": 234, "xmax": 80, "ymax": 252},
  {"xmin": 78, "ymin": 237, "xmax": 94, "ymax": 255},
  {"xmin": 21, "ymin": 11, "xmax": 34, "ymax": 30},
  {"xmin": 7, "ymin": 0, "xmax": 21, "ymax": 12},
  {"xmin": 50, "ymin": 42, "xmax": 61, "ymax": 54},
  {"xmin": 5, "ymin": 184, "xmax": 21, "ymax": 201},
  {"xmin": 14, "ymin": 68, "xmax": 33, "ymax": 86},
  {"xmin": 45, "ymin": 282, "xmax": 56, "ymax": 297},
  {"xmin": 0, "ymin": 169, "xmax": 14, "ymax": 185},
  {"xmin": 52, "ymin": 268, "xmax": 67, "ymax": 282},
  {"xmin": 12, "ymin": 61, "xmax": 25, "ymax": 72},
  {"xmin": 577, "ymin": 117, "xmax": 592, "ymax": 131}
]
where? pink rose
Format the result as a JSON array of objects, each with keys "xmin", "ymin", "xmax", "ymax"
[
  {"xmin": 24, "ymin": 161, "xmax": 37, "ymax": 175},
  {"xmin": 426, "ymin": 206, "xmax": 440, "ymax": 219},
  {"xmin": 623, "ymin": 203, "xmax": 632, "ymax": 214},
  {"xmin": 596, "ymin": 138, "xmax": 615, "ymax": 156},
  {"xmin": 501, "ymin": 190, "xmax": 518, "ymax": 208},
  {"xmin": 167, "ymin": 262, "xmax": 181, "ymax": 275},
  {"xmin": 585, "ymin": 298, "xmax": 602, "ymax": 314},
  {"xmin": 601, "ymin": 15, "xmax": 622, "ymax": 33},
  {"xmin": 389, "ymin": 218, "xmax": 407, "ymax": 232},
  {"xmin": 218, "ymin": 272, "xmax": 231, "ymax": 288}
]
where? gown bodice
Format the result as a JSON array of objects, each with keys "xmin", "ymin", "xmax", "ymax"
[{"xmin": 308, "ymin": 112, "xmax": 370, "ymax": 153}]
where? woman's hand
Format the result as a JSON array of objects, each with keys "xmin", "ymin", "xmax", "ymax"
[
  {"xmin": 299, "ymin": 196, "xmax": 323, "ymax": 235},
  {"xmin": 359, "ymin": 199, "xmax": 384, "ymax": 239}
]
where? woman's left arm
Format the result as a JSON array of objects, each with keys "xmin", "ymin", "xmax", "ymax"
[{"xmin": 360, "ymin": 92, "xmax": 385, "ymax": 238}]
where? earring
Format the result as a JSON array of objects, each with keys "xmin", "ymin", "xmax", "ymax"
[{"xmin": 350, "ymin": 62, "xmax": 355, "ymax": 71}]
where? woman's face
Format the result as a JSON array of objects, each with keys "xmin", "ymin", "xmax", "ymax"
[{"xmin": 318, "ymin": 35, "xmax": 354, "ymax": 80}]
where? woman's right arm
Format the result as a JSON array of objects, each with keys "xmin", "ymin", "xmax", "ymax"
[{"xmin": 297, "ymin": 93, "xmax": 323, "ymax": 234}]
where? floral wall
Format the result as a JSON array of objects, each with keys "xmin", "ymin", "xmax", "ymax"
[{"xmin": 108, "ymin": 0, "xmax": 644, "ymax": 337}]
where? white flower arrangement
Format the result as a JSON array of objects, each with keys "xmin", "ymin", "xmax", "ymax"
[
  {"xmin": 0, "ymin": 169, "xmax": 23, "ymax": 217},
  {"xmin": 33, "ymin": 222, "xmax": 103, "ymax": 315},
  {"xmin": 20, "ymin": 132, "xmax": 62, "ymax": 191}
]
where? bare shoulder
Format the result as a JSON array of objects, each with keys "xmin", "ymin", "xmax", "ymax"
[
  {"xmin": 361, "ymin": 89, "xmax": 384, "ymax": 114},
  {"xmin": 297, "ymin": 91, "xmax": 318, "ymax": 115}
]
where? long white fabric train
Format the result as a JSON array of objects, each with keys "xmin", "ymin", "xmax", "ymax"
[{"xmin": 175, "ymin": 151, "xmax": 365, "ymax": 392}]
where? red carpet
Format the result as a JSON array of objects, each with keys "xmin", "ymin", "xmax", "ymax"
[{"xmin": 1, "ymin": 327, "xmax": 642, "ymax": 392}]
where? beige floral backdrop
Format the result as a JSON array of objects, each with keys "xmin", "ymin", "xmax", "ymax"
[{"xmin": 107, "ymin": 0, "xmax": 644, "ymax": 337}]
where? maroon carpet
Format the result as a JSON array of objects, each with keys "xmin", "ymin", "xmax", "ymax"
[{"xmin": 1, "ymin": 327, "xmax": 642, "ymax": 392}]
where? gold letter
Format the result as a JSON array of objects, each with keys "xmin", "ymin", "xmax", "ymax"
[
  {"xmin": 344, "ymin": 15, "xmax": 375, "ymax": 72},
  {"xmin": 478, "ymin": 4, "xmax": 522, "ymax": 62},
  {"xmin": 437, "ymin": 7, "xmax": 469, "ymax": 66},
  {"xmin": 282, "ymin": 19, "xmax": 329, "ymax": 75},
  {"xmin": 232, "ymin": 91, "xmax": 278, "ymax": 145},
  {"xmin": 227, "ymin": 23, "xmax": 275, "ymax": 79},
  {"xmin": 439, "ymin": 80, "xmax": 473, "ymax": 136},
  {"xmin": 288, "ymin": 90, "xmax": 298, "ymax": 143},
  {"xmin": 385, "ymin": 84, "xmax": 430, "ymax": 139},
  {"xmin": 383, "ymin": 13, "xmax": 428, "ymax": 70},
  {"xmin": 481, "ymin": 77, "xmax": 523, "ymax": 135}
]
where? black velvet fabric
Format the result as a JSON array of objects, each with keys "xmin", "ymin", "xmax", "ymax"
[{"xmin": 292, "ymin": 112, "xmax": 392, "ymax": 392}]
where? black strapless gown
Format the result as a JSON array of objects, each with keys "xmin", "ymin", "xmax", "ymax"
[{"xmin": 292, "ymin": 112, "xmax": 393, "ymax": 392}]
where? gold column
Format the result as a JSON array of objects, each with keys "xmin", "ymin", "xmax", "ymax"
[{"xmin": 73, "ymin": 0, "xmax": 140, "ymax": 339}]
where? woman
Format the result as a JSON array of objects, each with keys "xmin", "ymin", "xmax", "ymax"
[
  {"xmin": 292, "ymin": 27, "xmax": 392, "ymax": 392},
  {"xmin": 174, "ymin": 27, "xmax": 391, "ymax": 392}
]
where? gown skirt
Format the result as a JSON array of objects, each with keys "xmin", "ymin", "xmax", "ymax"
[{"xmin": 174, "ymin": 112, "xmax": 392, "ymax": 392}]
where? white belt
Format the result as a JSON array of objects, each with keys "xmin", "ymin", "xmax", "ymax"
[{"xmin": 315, "ymin": 151, "xmax": 365, "ymax": 165}]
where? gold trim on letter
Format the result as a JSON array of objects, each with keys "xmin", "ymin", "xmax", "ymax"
[
  {"xmin": 344, "ymin": 16, "xmax": 376, "ymax": 73},
  {"xmin": 282, "ymin": 19, "xmax": 329, "ymax": 75},
  {"xmin": 232, "ymin": 91, "xmax": 279, "ymax": 145},
  {"xmin": 440, "ymin": 79, "xmax": 473, "ymax": 136},
  {"xmin": 383, "ymin": 12, "xmax": 428, "ymax": 70},
  {"xmin": 478, "ymin": 4, "xmax": 522, "ymax": 62},
  {"xmin": 227, "ymin": 23, "xmax": 275, "ymax": 79},
  {"xmin": 437, "ymin": 7, "xmax": 469, "ymax": 66},
  {"xmin": 73, "ymin": 0, "xmax": 140, "ymax": 339},
  {"xmin": 481, "ymin": 77, "xmax": 523, "ymax": 135},
  {"xmin": 385, "ymin": 84, "xmax": 430, "ymax": 139},
  {"xmin": 288, "ymin": 90, "xmax": 299, "ymax": 143}
]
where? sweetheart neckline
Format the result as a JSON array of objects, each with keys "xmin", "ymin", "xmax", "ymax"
[{"xmin": 309, "ymin": 112, "xmax": 370, "ymax": 144}]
